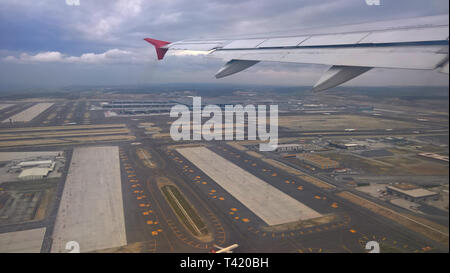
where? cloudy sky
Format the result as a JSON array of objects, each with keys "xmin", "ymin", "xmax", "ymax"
[{"xmin": 0, "ymin": 0, "xmax": 448, "ymax": 88}]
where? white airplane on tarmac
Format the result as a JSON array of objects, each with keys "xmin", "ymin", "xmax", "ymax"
[
  {"xmin": 145, "ymin": 14, "xmax": 449, "ymax": 92},
  {"xmin": 210, "ymin": 244, "xmax": 239, "ymax": 253}
]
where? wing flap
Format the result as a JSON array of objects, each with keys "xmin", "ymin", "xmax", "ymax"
[
  {"xmin": 438, "ymin": 60, "xmax": 449, "ymax": 74},
  {"xmin": 222, "ymin": 39, "xmax": 267, "ymax": 49},
  {"xmin": 210, "ymin": 46, "xmax": 447, "ymax": 70},
  {"xmin": 313, "ymin": 66, "xmax": 372, "ymax": 92},
  {"xmin": 215, "ymin": 59, "xmax": 259, "ymax": 78},
  {"xmin": 258, "ymin": 36, "xmax": 309, "ymax": 47},
  {"xmin": 300, "ymin": 32, "xmax": 369, "ymax": 46},
  {"xmin": 360, "ymin": 26, "xmax": 449, "ymax": 44}
]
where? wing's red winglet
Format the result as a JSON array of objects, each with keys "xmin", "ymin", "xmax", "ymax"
[{"xmin": 144, "ymin": 38, "xmax": 171, "ymax": 60}]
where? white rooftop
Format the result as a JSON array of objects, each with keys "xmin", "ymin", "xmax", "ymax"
[
  {"xmin": 276, "ymin": 144, "xmax": 302, "ymax": 148},
  {"xmin": 387, "ymin": 186, "xmax": 438, "ymax": 198},
  {"xmin": 18, "ymin": 168, "xmax": 50, "ymax": 178},
  {"xmin": 18, "ymin": 160, "xmax": 53, "ymax": 167}
]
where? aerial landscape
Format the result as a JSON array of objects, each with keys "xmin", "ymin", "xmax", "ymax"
[
  {"xmin": 0, "ymin": 0, "xmax": 448, "ymax": 261},
  {"xmin": 0, "ymin": 85, "xmax": 448, "ymax": 253}
]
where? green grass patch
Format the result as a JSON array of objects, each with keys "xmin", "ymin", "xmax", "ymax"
[{"xmin": 161, "ymin": 185, "xmax": 208, "ymax": 236}]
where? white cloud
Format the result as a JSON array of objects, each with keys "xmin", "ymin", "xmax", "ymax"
[
  {"xmin": 153, "ymin": 12, "xmax": 182, "ymax": 25},
  {"xmin": 3, "ymin": 49, "xmax": 141, "ymax": 64},
  {"xmin": 116, "ymin": 0, "xmax": 142, "ymax": 16},
  {"xmin": 74, "ymin": 0, "xmax": 143, "ymax": 40},
  {"xmin": 5, "ymin": 51, "xmax": 65, "ymax": 63}
]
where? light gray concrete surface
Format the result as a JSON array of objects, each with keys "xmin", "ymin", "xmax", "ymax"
[
  {"xmin": 51, "ymin": 146, "xmax": 126, "ymax": 253},
  {"xmin": 0, "ymin": 228, "xmax": 46, "ymax": 253},
  {"xmin": 177, "ymin": 147, "xmax": 322, "ymax": 226},
  {"xmin": 0, "ymin": 104, "xmax": 14, "ymax": 111},
  {"xmin": 355, "ymin": 184, "xmax": 387, "ymax": 198},
  {"xmin": 2, "ymin": 103, "xmax": 54, "ymax": 123},
  {"xmin": 0, "ymin": 151, "xmax": 62, "ymax": 162}
]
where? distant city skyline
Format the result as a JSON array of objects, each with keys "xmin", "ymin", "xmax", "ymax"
[{"xmin": 0, "ymin": 0, "xmax": 448, "ymax": 88}]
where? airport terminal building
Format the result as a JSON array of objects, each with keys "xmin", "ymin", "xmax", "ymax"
[{"xmin": 386, "ymin": 185, "xmax": 439, "ymax": 202}]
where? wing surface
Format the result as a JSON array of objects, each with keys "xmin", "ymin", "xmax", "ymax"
[{"xmin": 145, "ymin": 15, "xmax": 449, "ymax": 91}]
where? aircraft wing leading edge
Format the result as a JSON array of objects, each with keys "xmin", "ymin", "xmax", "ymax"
[{"xmin": 145, "ymin": 15, "xmax": 449, "ymax": 91}]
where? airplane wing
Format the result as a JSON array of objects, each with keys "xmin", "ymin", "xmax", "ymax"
[{"xmin": 145, "ymin": 15, "xmax": 449, "ymax": 91}]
